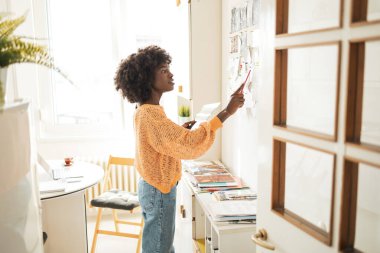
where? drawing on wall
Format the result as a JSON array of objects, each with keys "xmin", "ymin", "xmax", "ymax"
[
  {"xmin": 240, "ymin": 32, "xmax": 248, "ymax": 58},
  {"xmin": 228, "ymin": 57, "xmax": 239, "ymax": 81},
  {"xmin": 230, "ymin": 35, "xmax": 239, "ymax": 53},
  {"xmin": 251, "ymin": 0, "xmax": 260, "ymax": 27},
  {"xmin": 230, "ymin": 7, "xmax": 239, "ymax": 33},
  {"xmin": 240, "ymin": 2, "xmax": 248, "ymax": 30},
  {"xmin": 228, "ymin": 0, "xmax": 261, "ymax": 110},
  {"xmin": 227, "ymin": 42, "xmax": 259, "ymax": 109},
  {"xmin": 251, "ymin": 46, "xmax": 260, "ymax": 67},
  {"xmin": 231, "ymin": 0, "xmax": 259, "ymax": 34}
]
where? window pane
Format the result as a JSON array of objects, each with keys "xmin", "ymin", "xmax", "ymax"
[
  {"xmin": 285, "ymin": 143, "xmax": 334, "ymax": 232},
  {"xmin": 48, "ymin": 0, "xmax": 121, "ymax": 126},
  {"xmin": 287, "ymin": 44, "xmax": 339, "ymax": 136},
  {"xmin": 46, "ymin": 0, "xmax": 189, "ymax": 129},
  {"xmin": 368, "ymin": 0, "xmax": 380, "ymax": 21},
  {"xmin": 288, "ymin": 0, "xmax": 340, "ymax": 33},
  {"xmin": 355, "ymin": 163, "xmax": 380, "ymax": 253},
  {"xmin": 361, "ymin": 40, "xmax": 380, "ymax": 147},
  {"xmin": 121, "ymin": 0, "xmax": 189, "ymax": 120}
]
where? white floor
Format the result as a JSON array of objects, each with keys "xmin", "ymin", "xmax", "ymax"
[{"xmin": 86, "ymin": 208, "xmax": 193, "ymax": 253}]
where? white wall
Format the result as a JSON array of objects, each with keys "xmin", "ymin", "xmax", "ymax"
[
  {"xmin": 221, "ymin": 0, "xmax": 258, "ymax": 191},
  {"xmin": 189, "ymin": 0, "xmax": 222, "ymax": 161}
]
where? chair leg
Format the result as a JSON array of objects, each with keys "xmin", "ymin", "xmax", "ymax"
[
  {"xmin": 136, "ymin": 217, "xmax": 144, "ymax": 253},
  {"xmin": 91, "ymin": 207, "xmax": 103, "ymax": 253},
  {"xmin": 112, "ymin": 209, "xmax": 119, "ymax": 232}
]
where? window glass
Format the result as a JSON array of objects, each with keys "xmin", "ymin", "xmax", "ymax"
[
  {"xmin": 368, "ymin": 0, "xmax": 380, "ymax": 21},
  {"xmin": 287, "ymin": 44, "xmax": 339, "ymax": 136},
  {"xmin": 288, "ymin": 0, "xmax": 340, "ymax": 33},
  {"xmin": 48, "ymin": 0, "xmax": 121, "ymax": 126},
  {"xmin": 361, "ymin": 40, "xmax": 380, "ymax": 147},
  {"xmin": 285, "ymin": 143, "xmax": 334, "ymax": 232},
  {"xmin": 355, "ymin": 163, "xmax": 380, "ymax": 253},
  {"xmin": 45, "ymin": 0, "xmax": 189, "ymax": 136}
]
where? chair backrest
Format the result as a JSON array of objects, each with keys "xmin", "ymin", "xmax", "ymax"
[{"xmin": 102, "ymin": 155, "xmax": 137, "ymax": 193}]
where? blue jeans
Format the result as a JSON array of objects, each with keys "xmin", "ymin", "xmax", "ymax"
[{"xmin": 138, "ymin": 179, "xmax": 177, "ymax": 253}]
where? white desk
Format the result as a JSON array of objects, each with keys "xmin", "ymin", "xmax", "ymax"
[
  {"xmin": 38, "ymin": 161, "xmax": 104, "ymax": 253},
  {"xmin": 179, "ymin": 173, "xmax": 256, "ymax": 253}
]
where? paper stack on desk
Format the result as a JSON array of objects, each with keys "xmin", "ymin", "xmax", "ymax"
[
  {"xmin": 212, "ymin": 189, "xmax": 257, "ymax": 201},
  {"xmin": 183, "ymin": 160, "xmax": 249, "ymax": 193},
  {"xmin": 207, "ymin": 200, "xmax": 257, "ymax": 222},
  {"xmin": 185, "ymin": 162, "xmax": 237, "ymax": 188},
  {"xmin": 193, "ymin": 174, "xmax": 237, "ymax": 187}
]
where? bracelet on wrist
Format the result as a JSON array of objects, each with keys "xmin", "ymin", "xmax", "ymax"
[{"xmin": 224, "ymin": 109, "xmax": 231, "ymax": 116}]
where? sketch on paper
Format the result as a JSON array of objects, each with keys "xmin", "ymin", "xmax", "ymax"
[
  {"xmin": 228, "ymin": 0, "xmax": 261, "ymax": 110},
  {"xmin": 250, "ymin": 46, "xmax": 260, "ymax": 67},
  {"xmin": 240, "ymin": 32, "xmax": 248, "ymax": 59},
  {"xmin": 231, "ymin": 0, "xmax": 259, "ymax": 34},
  {"xmin": 240, "ymin": 2, "xmax": 248, "ymax": 30},
  {"xmin": 230, "ymin": 35, "xmax": 240, "ymax": 53},
  {"xmin": 251, "ymin": 0, "xmax": 260, "ymax": 27},
  {"xmin": 230, "ymin": 7, "xmax": 239, "ymax": 33}
]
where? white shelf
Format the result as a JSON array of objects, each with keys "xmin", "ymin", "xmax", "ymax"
[{"xmin": 179, "ymin": 175, "xmax": 256, "ymax": 253}]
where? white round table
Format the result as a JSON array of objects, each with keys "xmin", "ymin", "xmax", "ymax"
[
  {"xmin": 39, "ymin": 160, "xmax": 104, "ymax": 200},
  {"xmin": 39, "ymin": 161, "xmax": 104, "ymax": 253}
]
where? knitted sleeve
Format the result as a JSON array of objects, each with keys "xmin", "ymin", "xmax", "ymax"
[{"xmin": 140, "ymin": 107, "xmax": 222, "ymax": 159}]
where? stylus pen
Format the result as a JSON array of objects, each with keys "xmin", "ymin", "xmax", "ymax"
[{"xmin": 239, "ymin": 69, "xmax": 251, "ymax": 94}]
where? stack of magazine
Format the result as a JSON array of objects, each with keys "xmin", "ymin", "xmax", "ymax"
[
  {"xmin": 183, "ymin": 160, "xmax": 257, "ymax": 224},
  {"xmin": 182, "ymin": 160, "xmax": 248, "ymax": 193},
  {"xmin": 207, "ymin": 200, "xmax": 257, "ymax": 224},
  {"xmin": 212, "ymin": 189, "xmax": 257, "ymax": 201}
]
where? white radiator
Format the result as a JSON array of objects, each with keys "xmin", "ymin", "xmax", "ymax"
[{"xmin": 79, "ymin": 156, "xmax": 140, "ymax": 210}]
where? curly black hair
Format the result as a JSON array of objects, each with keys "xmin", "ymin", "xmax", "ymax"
[{"xmin": 114, "ymin": 45, "xmax": 172, "ymax": 104}]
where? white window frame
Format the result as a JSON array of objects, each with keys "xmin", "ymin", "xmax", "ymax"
[
  {"xmin": 31, "ymin": 0, "xmax": 189, "ymax": 141},
  {"xmin": 32, "ymin": 0, "xmax": 133, "ymax": 140}
]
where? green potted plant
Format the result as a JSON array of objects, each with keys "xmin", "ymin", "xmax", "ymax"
[
  {"xmin": 178, "ymin": 105, "xmax": 190, "ymax": 125},
  {"xmin": 0, "ymin": 13, "xmax": 70, "ymax": 106}
]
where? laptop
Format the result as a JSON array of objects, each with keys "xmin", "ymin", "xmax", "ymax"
[{"xmin": 37, "ymin": 154, "xmax": 84, "ymax": 180}]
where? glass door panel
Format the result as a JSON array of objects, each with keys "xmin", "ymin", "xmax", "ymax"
[
  {"xmin": 287, "ymin": 44, "xmax": 339, "ymax": 136},
  {"xmin": 368, "ymin": 0, "xmax": 380, "ymax": 21},
  {"xmin": 355, "ymin": 163, "xmax": 380, "ymax": 253},
  {"xmin": 284, "ymin": 143, "xmax": 335, "ymax": 233},
  {"xmin": 288, "ymin": 0, "xmax": 340, "ymax": 33},
  {"xmin": 361, "ymin": 40, "xmax": 380, "ymax": 147}
]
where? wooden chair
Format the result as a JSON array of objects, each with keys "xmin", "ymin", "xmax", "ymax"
[{"xmin": 90, "ymin": 156, "xmax": 143, "ymax": 253}]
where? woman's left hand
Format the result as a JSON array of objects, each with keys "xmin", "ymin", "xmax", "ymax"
[{"xmin": 182, "ymin": 120, "xmax": 196, "ymax": 129}]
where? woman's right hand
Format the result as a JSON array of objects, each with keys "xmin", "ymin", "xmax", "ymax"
[
  {"xmin": 226, "ymin": 83, "xmax": 245, "ymax": 115},
  {"xmin": 217, "ymin": 83, "xmax": 245, "ymax": 122}
]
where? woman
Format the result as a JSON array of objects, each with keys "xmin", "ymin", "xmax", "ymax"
[{"xmin": 114, "ymin": 45, "xmax": 244, "ymax": 253}]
